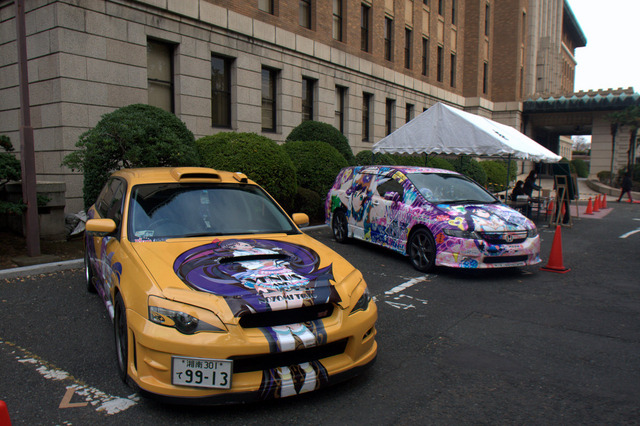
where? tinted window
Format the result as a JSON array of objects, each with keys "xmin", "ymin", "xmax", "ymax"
[
  {"xmin": 128, "ymin": 183, "xmax": 298, "ymax": 240},
  {"xmin": 407, "ymin": 173, "xmax": 497, "ymax": 204},
  {"xmin": 376, "ymin": 177, "xmax": 404, "ymax": 199},
  {"xmin": 96, "ymin": 178, "xmax": 126, "ymax": 227}
]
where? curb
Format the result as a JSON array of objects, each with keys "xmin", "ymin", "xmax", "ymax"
[
  {"xmin": 0, "ymin": 224, "xmax": 330, "ymax": 280},
  {"xmin": 0, "ymin": 258, "xmax": 83, "ymax": 280}
]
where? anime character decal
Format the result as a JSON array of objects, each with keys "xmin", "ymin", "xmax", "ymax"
[{"xmin": 173, "ymin": 239, "xmax": 340, "ymax": 317}]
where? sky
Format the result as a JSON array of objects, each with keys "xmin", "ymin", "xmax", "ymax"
[{"xmin": 568, "ymin": 0, "xmax": 640, "ymax": 93}]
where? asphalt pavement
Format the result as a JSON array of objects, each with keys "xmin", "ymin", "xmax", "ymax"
[{"xmin": 1, "ymin": 198, "xmax": 639, "ymax": 424}]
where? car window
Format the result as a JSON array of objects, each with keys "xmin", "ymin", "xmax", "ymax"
[
  {"xmin": 96, "ymin": 178, "xmax": 126, "ymax": 227},
  {"xmin": 406, "ymin": 172, "xmax": 497, "ymax": 204},
  {"xmin": 376, "ymin": 177, "xmax": 404, "ymax": 199},
  {"xmin": 128, "ymin": 183, "xmax": 299, "ymax": 240}
]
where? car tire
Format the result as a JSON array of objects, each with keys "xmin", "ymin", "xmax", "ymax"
[
  {"xmin": 332, "ymin": 210, "xmax": 349, "ymax": 243},
  {"xmin": 408, "ymin": 228, "xmax": 436, "ymax": 272},
  {"xmin": 114, "ymin": 293, "xmax": 129, "ymax": 384},
  {"xmin": 84, "ymin": 250, "xmax": 97, "ymax": 293}
]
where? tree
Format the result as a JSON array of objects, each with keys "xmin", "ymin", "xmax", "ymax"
[
  {"xmin": 63, "ymin": 104, "xmax": 199, "ymax": 208},
  {"xmin": 607, "ymin": 106, "xmax": 640, "ymax": 181}
]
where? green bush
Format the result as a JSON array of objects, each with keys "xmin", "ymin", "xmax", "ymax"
[
  {"xmin": 283, "ymin": 140, "xmax": 348, "ymax": 197},
  {"xmin": 63, "ymin": 104, "xmax": 199, "ymax": 209},
  {"xmin": 479, "ymin": 160, "xmax": 516, "ymax": 192},
  {"xmin": 453, "ymin": 156, "xmax": 487, "ymax": 186},
  {"xmin": 286, "ymin": 121, "xmax": 356, "ymax": 165},
  {"xmin": 196, "ymin": 132, "xmax": 297, "ymax": 211},
  {"xmin": 292, "ymin": 186, "xmax": 325, "ymax": 225},
  {"xmin": 0, "ymin": 135, "xmax": 24, "ymax": 214},
  {"xmin": 390, "ymin": 154, "xmax": 425, "ymax": 167},
  {"xmin": 355, "ymin": 150, "xmax": 396, "ymax": 166},
  {"xmin": 425, "ymin": 156, "xmax": 455, "ymax": 171},
  {"xmin": 597, "ymin": 170, "xmax": 611, "ymax": 183},
  {"xmin": 570, "ymin": 158, "xmax": 589, "ymax": 178}
]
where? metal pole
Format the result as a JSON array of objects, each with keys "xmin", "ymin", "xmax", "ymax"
[{"xmin": 16, "ymin": 0, "xmax": 40, "ymax": 256}]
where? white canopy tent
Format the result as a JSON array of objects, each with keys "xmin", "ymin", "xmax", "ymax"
[{"xmin": 372, "ymin": 102, "xmax": 562, "ymax": 163}]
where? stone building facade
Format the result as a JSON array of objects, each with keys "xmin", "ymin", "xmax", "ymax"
[{"xmin": 0, "ymin": 0, "xmax": 585, "ymax": 212}]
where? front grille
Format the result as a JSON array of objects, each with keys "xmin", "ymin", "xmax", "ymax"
[
  {"xmin": 478, "ymin": 231, "xmax": 528, "ymax": 245},
  {"xmin": 483, "ymin": 255, "xmax": 529, "ymax": 264},
  {"xmin": 231, "ymin": 339, "xmax": 348, "ymax": 373},
  {"xmin": 239, "ymin": 303, "xmax": 334, "ymax": 328}
]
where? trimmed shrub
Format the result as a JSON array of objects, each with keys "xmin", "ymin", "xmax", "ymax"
[
  {"xmin": 196, "ymin": 132, "xmax": 297, "ymax": 211},
  {"xmin": 425, "ymin": 156, "xmax": 455, "ymax": 171},
  {"xmin": 283, "ymin": 140, "xmax": 348, "ymax": 197},
  {"xmin": 390, "ymin": 154, "xmax": 426, "ymax": 166},
  {"xmin": 480, "ymin": 159, "xmax": 516, "ymax": 192},
  {"xmin": 597, "ymin": 170, "xmax": 611, "ymax": 183},
  {"xmin": 453, "ymin": 156, "xmax": 488, "ymax": 186},
  {"xmin": 63, "ymin": 104, "xmax": 199, "ymax": 209},
  {"xmin": 355, "ymin": 150, "xmax": 396, "ymax": 166},
  {"xmin": 0, "ymin": 135, "xmax": 24, "ymax": 214},
  {"xmin": 292, "ymin": 186, "xmax": 325, "ymax": 225},
  {"xmin": 286, "ymin": 121, "xmax": 356, "ymax": 165},
  {"xmin": 570, "ymin": 158, "xmax": 589, "ymax": 178}
]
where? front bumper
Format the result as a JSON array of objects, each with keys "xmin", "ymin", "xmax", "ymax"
[
  {"xmin": 123, "ymin": 303, "xmax": 378, "ymax": 403},
  {"xmin": 436, "ymin": 235, "xmax": 541, "ymax": 269}
]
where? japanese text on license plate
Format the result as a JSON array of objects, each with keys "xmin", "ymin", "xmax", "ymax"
[{"xmin": 172, "ymin": 356, "xmax": 233, "ymax": 389}]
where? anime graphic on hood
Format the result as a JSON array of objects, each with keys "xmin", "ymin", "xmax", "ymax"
[{"xmin": 173, "ymin": 239, "xmax": 340, "ymax": 317}]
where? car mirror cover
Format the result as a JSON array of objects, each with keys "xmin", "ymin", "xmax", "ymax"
[{"xmin": 86, "ymin": 218, "xmax": 117, "ymax": 234}]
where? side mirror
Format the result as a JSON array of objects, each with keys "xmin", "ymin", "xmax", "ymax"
[
  {"xmin": 86, "ymin": 218, "xmax": 117, "ymax": 236},
  {"xmin": 291, "ymin": 213, "xmax": 310, "ymax": 228}
]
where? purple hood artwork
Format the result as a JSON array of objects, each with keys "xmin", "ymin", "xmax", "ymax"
[{"xmin": 173, "ymin": 239, "xmax": 341, "ymax": 317}]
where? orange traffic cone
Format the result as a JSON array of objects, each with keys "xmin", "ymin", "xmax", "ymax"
[
  {"xmin": 593, "ymin": 195, "xmax": 600, "ymax": 212},
  {"xmin": 541, "ymin": 225, "xmax": 570, "ymax": 273},
  {"xmin": 0, "ymin": 400, "xmax": 10, "ymax": 426},
  {"xmin": 585, "ymin": 197, "xmax": 593, "ymax": 215},
  {"xmin": 602, "ymin": 195, "xmax": 607, "ymax": 208},
  {"xmin": 546, "ymin": 200, "xmax": 555, "ymax": 216}
]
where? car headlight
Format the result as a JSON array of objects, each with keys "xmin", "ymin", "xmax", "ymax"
[
  {"xmin": 350, "ymin": 284, "xmax": 371, "ymax": 315},
  {"xmin": 527, "ymin": 228, "xmax": 539, "ymax": 238},
  {"xmin": 148, "ymin": 295, "xmax": 227, "ymax": 334},
  {"xmin": 443, "ymin": 228, "xmax": 480, "ymax": 239}
]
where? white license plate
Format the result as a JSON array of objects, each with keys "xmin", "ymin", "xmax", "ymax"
[{"xmin": 172, "ymin": 356, "xmax": 233, "ymax": 389}]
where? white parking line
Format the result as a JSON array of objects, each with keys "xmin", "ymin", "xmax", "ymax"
[
  {"xmin": 619, "ymin": 218, "xmax": 640, "ymax": 239},
  {"xmin": 384, "ymin": 275, "xmax": 431, "ymax": 295},
  {"xmin": 2, "ymin": 340, "xmax": 138, "ymax": 415},
  {"xmin": 378, "ymin": 276, "xmax": 431, "ymax": 310}
]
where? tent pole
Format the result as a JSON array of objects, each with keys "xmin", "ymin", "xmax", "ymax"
[{"xmin": 504, "ymin": 154, "xmax": 512, "ymax": 202}]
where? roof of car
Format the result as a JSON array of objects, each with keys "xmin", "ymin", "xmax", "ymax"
[
  {"xmin": 353, "ymin": 165, "xmax": 459, "ymax": 175},
  {"xmin": 111, "ymin": 167, "xmax": 255, "ymax": 185}
]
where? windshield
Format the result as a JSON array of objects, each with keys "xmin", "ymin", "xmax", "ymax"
[
  {"xmin": 407, "ymin": 172, "xmax": 498, "ymax": 204},
  {"xmin": 127, "ymin": 183, "xmax": 298, "ymax": 240}
]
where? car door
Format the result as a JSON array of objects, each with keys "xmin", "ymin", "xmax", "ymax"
[
  {"xmin": 367, "ymin": 174, "xmax": 408, "ymax": 249},
  {"xmin": 347, "ymin": 171, "xmax": 376, "ymax": 240},
  {"xmin": 90, "ymin": 178, "xmax": 127, "ymax": 312}
]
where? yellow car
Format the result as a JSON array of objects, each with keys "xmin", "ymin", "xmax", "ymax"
[{"xmin": 84, "ymin": 167, "xmax": 377, "ymax": 403}]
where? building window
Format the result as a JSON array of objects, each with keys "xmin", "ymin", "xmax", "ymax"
[
  {"xmin": 406, "ymin": 103, "xmax": 414, "ymax": 123},
  {"xmin": 404, "ymin": 28, "xmax": 412, "ymax": 69},
  {"xmin": 451, "ymin": 0, "xmax": 456, "ymax": 24},
  {"xmin": 423, "ymin": 0, "xmax": 429, "ymax": 6},
  {"xmin": 484, "ymin": 3, "xmax": 490, "ymax": 36},
  {"xmin": 333, "ymin": 0, "xmax": 343, "ymax": 41},
  {"xmin": 362, "ymin": 92, "xmax": 372, "ymax": 141},
  {"xmin": 147, "ymin": 39, "xmax": 174, "ymax": 112},
  {"xmin": 262, "ymin": 67, "xmax": 277, "ymax": 132},
  {"xmin": 302, "ymin": 77, "xmax": 315, "ymax": 121},
  {"xmin": 258, "ymin": 0, "xmax": 274, "ymax": 14},
  {"xmin": 450, "ymin": 53, "xmax": 456, "ymax": 87},
  {"xmin": 422, "ymin": 37, "xmax": 429, "ymax": 76},
  {"xmin": 300, "ymin": 0, "xmax": 311, "ymax": 28},
  {"xmin": 211, "ymin": 54, "xmax": 232, "ymax": 128},
  {"xmin": 436, "ymin": 45, "xmax": 443, "ymax": 82},
  {"xmin": 438, "ymin": 0, "xmax": 443, "ymax": 15},
  {"xmin": 335, "ymin": 86, "xmax": 346, "ymax": 133},
  {"xmin": 385, "ymin": 98, "xmax": 395, "ymax": 136},
  {"xmin": 384, "ymin": 17, "xmax": 393, "ymax": 61},
  {"xmin": 483, "ymin": 61, "xmax": 488, "ymax": 94},
  {"xmin": 361, "ymin": 4, "xmax": 370, "ymax": 52}
]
